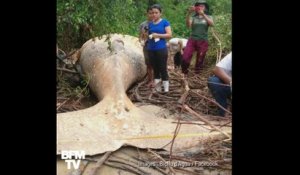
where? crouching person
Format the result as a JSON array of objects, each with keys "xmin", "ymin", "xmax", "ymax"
[
  {"xmin": 208, "ymin": 52, "xmax": 232, "ymax": 117},
  {"xmin": 167, "ymin": 38, "xmax": 187, "ymax": 69}
]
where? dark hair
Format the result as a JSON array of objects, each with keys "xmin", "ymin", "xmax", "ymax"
[
  {"xmin": 144, "ymin": 26, "xmax": 149, "ymax": 31},
  {"xmin": 194, "ymin": 2, "xmax": 210, "ymax": 15},
  {"xmin": 146, "ymin": 6, "xmax": 152, "ymax": 12},
  {"xmin": 195, "ymin": 2, "xmax": 204, "ymax": 6},
  {"xmin": 150, "ymin": 4, "xmax": 162, "ymax": 12}
]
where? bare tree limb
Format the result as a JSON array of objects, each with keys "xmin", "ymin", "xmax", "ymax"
[
  {"xmin": 169, "ymin": 119, "xmax": 181, "ymax": 162},
  {"xmin": 183, "ymin": 105, "xmax": 231, "ymax": 139},
  {"xmin": 148, "ymin": 148, "xmax": 176, "ymax": 175},
  {"xmin": 190, "ymin": 90, "xmax": 231, "ymax": 115},
  {"xmin": 57, "ymin": 67, "xmax": 78, "ymax": 74},
  {"xmin": 88, "ymin": 151, "xmax": 112, "ymax": 175},
  {"xmin": 211, "ymin": 28, "xmax": 223, "ymax": 64}
]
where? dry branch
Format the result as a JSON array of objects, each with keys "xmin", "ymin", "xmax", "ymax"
[
  {"xmin": 169, "ymin": 119, "xmax": 181, "ymax": 162},
  {"xmin": 148, "ymin": 148, "xmax": 176, "ymax": 175},
  {"xmin": 183, "ymin": 105, "xmax": 231, "ymax": 139},
  {"xmin": 88, "ymin": 151, "xmax": 112, "ymax": 175},
  {"xmin": 211, "ymin": 28, "xmax": 222, "ymax": 64},
  {"xmin": 107, "ymin": 158, "xmax": 150, "ymax": 175},
  {"xmin": 190, "ymin": 90, "xmax": 232, "ymax": 115},
  {"xmin": 57, "ymin": 67, "xmax": 78, "ymax": 74}
]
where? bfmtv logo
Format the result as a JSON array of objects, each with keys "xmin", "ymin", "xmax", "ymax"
[{"xmin": 61, "ymin": 150, "xmax": 85, "ymax": 169}]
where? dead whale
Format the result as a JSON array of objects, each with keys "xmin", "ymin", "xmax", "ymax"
[{"xmin": 57, "ymin": 34, "xmax": 231, "ymax": 156}]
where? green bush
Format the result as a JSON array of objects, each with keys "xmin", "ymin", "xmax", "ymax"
[{"xmin": 57, "ymin": 0, "xmax": 231, "ymax": 63}]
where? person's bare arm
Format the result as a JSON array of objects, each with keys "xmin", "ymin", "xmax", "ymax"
[
  {"xmin": 138, "ymin": 30, "xmax": 143, "ymax": 43},
  {"xmin": 178, "ymin": 40, "xmax": 184, "ymax": 54},
  {"xmin": 213, "ymin": 66, "xmax": 231, "ymax": 84},
  {"xmin": 186, "ymin": 7, "xmax": 194, "ymax": 28},
  {"xmin": 203, "ymin": 14, "xmax": 214, "ymax": 26},
  {"xmin": 199, "ymin": 11, "xmax": 214, "ymax": 26},
  {"xmin": 152, "ymin": 26, "xmax": 172, "ymax": 39}
]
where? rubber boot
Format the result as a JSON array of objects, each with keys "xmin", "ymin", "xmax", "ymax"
[
  {"xmin": 163, "ymin": 81, "xmax": 169, "ymax": 93},
  {"xmin": 154, "ymin": 79, "xmax": 161, "ymax": 92}
]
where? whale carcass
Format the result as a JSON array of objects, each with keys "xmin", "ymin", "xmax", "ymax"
[{"xmin": 57, "ymin": 34, "xmax": 231, "ymax": 156}]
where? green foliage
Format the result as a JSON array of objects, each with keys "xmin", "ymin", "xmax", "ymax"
[
  {"xmin": 56, "ymin": 70, "xmax": 90, "ymax": 98},
  {"xmin": 57, "ymin": 0, "xmax": 96, "ymax": 51},
  {"xmin": 206, "ymin": 0, "xmax": 232, "ymax": 60},
  {"xmin": 57, "ymin": 0, "xmax": 231, "ymax": 63},
  {"xmin": 159, "ymin": 0, "xmax": 232, "ymax": 62}
]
